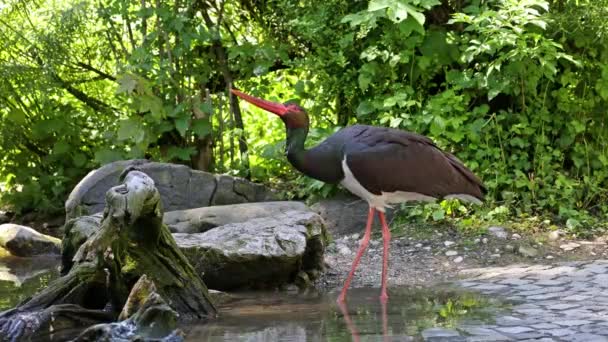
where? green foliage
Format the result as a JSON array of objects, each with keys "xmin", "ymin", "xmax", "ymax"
[{"xmin": 0, "ymin": 0, "xmax": 607, "ymax": 234}]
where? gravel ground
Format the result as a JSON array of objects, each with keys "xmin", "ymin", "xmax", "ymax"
[{"xmin": 315, "ymin": 223, "xmax": 608, "ymax": 293}]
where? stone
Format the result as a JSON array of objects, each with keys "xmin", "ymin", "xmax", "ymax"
[
  {"xmin": 446, "ymin": 250, "xmax": 458, "ymax": 256},
  {"xmin": 0, "ymin": 224, "xmax": 61, "ymax": 257},
  {"xmin": 415, "ymin": 243, "xmax": 423, "ymax": 248},
  {"xmin": 444, "ymin": 241, "xmax": 455, "ymax": 247},
  {"xmin": 560, "ymin": 242, "xmax": 581, "ymax": 251},
  {"xmin": 482, "ymin": 238, "xmax": 488, "ymax": 244},
  {"xmin": 504, "ymin": 244, "xmax": 515, "ymax": 252},
  {"xmin": 65, "ymin": 159, "xmax": 277, "ymax": 220},
  {"xmin": 175, "ymin": 210, "xmax": 327, "ymax": 290},
  {"xmin": 554, "ymin": 319, "xmax": 592, "ymax": 327},
  {"xmin": 543, "ymin": 328, "xmax": 576, "ymax": 337},
  {"xmin": 495, "ymin": 326, "xmax": 533, "ymax": 334},
  {"xmin": 338, "ymin": 245, "xmax": 351, "ymax": 256},
  {"xmin": 569, "ymin": 333, "xmax": 608, "ymax": 342},
  {"xmin": 163, "ymin": 201, "xmax": 309, "ymax": 233},
  {"xmin": 531, "ymin": 323, "xmax": 559, "ymax": 329},
  {"xmin": 518, "ymin": 245, "xmax": 539, "ymax": 257},
  {"xmin": 453, "ymin": 256, "xmax": 464, "ymax": 263},
  {"xmin": 421, "ymin": 327, "xmax": 461, "ymax": 340},
  {"xmin": 488, "ymin": 226, "xmax": 508, "ymax": 239},
  {"xmin": 548, "ymin": 230, "xmax": 562, "ymax": 241},
  {"xmin": 310, "ymin": 194, "xmax": 394, "ymax": 238},
  {"xmin": 511, "ymin": 233, "xmax": 522, "ymax": 240}
]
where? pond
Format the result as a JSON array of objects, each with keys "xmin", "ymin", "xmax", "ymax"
[
  {"xmin": 184, "ymin": 286, "xmax": 511, "ymax": 341},
  {"xmin": 0, "ymin": 255, "xmax": 61, "ymax": 311},
  {"xmin": 0, "ymin": 257, "xmax": 511, "ymax": 341}
]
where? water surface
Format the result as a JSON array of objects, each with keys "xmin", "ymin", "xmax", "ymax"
[
  {"xmin": 185, "ymin": 286, "xmax": 510, "ymax": 341},
  {"xmin": 0, "ymin": 255, "xmax": 61, "ymax": 310}
]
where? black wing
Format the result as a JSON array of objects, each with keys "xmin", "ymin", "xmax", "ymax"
[{"xmin": 344, "ymin": 126, "xmax": 486, "ymax": 200}]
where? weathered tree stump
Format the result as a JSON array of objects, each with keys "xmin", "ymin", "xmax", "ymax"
[{"xmin": 0, "ymin": 169, "xmax": 217, "ymax": 341}]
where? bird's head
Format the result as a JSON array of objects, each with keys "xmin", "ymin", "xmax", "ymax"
[{"xmin": 230, "ymin": 89, "xmax": 309, "ymax": 130}]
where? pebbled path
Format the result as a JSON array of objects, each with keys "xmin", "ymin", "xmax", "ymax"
[{"xmin": 423, "ymin": 260, "xmax": 608, "ymax": 341}]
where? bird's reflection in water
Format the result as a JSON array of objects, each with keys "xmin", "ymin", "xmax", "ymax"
[{"xmin": 337, "ymin": 298, "xmax": 391, "ymax": 342}]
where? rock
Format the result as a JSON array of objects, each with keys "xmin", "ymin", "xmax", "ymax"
[
  {"xmin": 444, "ymin": 241, "xmax": 455, "ymax": 247},
  {"xmin": 488, "ymin": 226, "xmax": 508, "ymax": 239},
  {"xmin": 474, "ymin": 238, "xmax": 480, "ymax": 244},
  {"xmin": 511, "ymin": 233, "xmax": 522, "ymax": 240},
  {"xmin": 546, "ymin": 255, "xmax": 554, "ymax": 259},
  {"xmin": 421, "ymin": 327, "xmax": 462, "ymax": 340},
  {"xmin": 548, "ymin": 230, "xmax": 562, "ymax": 241},
  {"xmin": 65, "ymin": 159, "xmax": 278, "ymax": 220},
  {"xmin": 518, "ymin": 245, "xmax": 539, "ymax": 258},
  {"xmin": 0, "ymin": 224, "xmax": 61, "ymax": 257},
  {"xmin": 560, "ymin": 242, "xmax": 581, "ymax": 251},
  {"xmin": 310, "ymin": 194, "xmax": 394, "ymax": 238},
  {"xmin": 446, "ymin": 250, "xmax": 458, "ymax": 256},
  {"xmin": 505, "ymin": 244, "xmax": 515, "ymax": 252},
  {"xmin": 482, "ymin": 238, "xmax": 488, "ymax": 244},
  {"xmin": 60, "ymin": 213, "xmax": 103, "ymax": 273},
  {"xmin": 338, "ymin": 245, "xmax": 351, "ymax": 256},
  {"xmin": 490, "ymin": 254, "xmax": 501, "ymax": 258},
  {"xmin": 415, "ymin": 243, "xmax": 423, "ymax": 248},
  {"xmin": 175, "ymin": 210, "xmax": 327, "ymax": 290},
  {"xmin": 164, "ymin": 201, "xmax": 309, "ymax": 233},
  {"xmin": 453, "ymin": 256, "xmax": 464, "ymax": 263}
]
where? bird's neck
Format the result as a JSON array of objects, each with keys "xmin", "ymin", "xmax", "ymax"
[{"xmin": 285, "ymin": 126, "xmax": 308, "ymax": 170}]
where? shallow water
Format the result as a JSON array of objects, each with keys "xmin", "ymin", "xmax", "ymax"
[
  {"xmin": 0, "ymin": 256, "xmax": 61, "ymax": 310},
  {"xmin": 0, "ymin": 258, "xmax": 511, "ymax": 341},
  {"xmin": 184, "ymin": 286, "xmax": 510, "ymax": 341}
]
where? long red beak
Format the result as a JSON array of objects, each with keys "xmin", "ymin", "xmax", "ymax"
[{"xmin": 231, "ymin": 89, "xmax": 289, "ymax": 116}]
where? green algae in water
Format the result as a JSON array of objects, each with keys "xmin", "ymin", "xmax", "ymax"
[{"xmin": 183, "ymin": 285, "xmax": 511, "ymax": 341}]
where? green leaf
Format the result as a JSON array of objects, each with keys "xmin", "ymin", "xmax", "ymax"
[
  {"xmin": 94, "ymin": 148, "xmax": 124, "ymax": 165},
  {"xmin": 174, "ymin": 116, "xmax": 190, "ymax": 137},
  {"xmin": 358, "ymin": 73, "xmax": 372, "ymax": 91},
  {"xmin": 53, "ymin": 141, "xmax": 70, "ymax": 155},
  {"xmin": 368, "ymin": 0, "xmax": 391, "ymax": 12},
  {"xmin": 402, "ymin": 3, "xmax": 425, "ymax": 26},
  {"xmin": 356, "ymin": 101, "xmax": 375, "ymax": 116},
  {"xmin": 116, "ymin": 73, "xmax": 138, "ymax": 95},
  {"xmin": 73, "ymin": 153, "xmax": 87, "ymax": 167},
  {"xmin": 118, "ymin": 118, "xmax": 145, "ymax": 142},
  {"xmin": 432, "ymin": 209, "xmax": 445, "ymax": 221},
  {"xmin": 192, "ymin": 119, "xmax": 212, "ymax": 137},
  {"xmin": 167, "ymin": 146, "xmax": 195, "ymax": 161}
]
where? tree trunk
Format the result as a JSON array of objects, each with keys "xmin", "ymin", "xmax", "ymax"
[{"xmin": 0, "ymin": 168, "xmax": 217, "ymax": 341}]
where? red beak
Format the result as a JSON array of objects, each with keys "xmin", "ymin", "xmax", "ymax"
[{"xmin": 231, "ymin": 89, "xmax": 289, "ymax": 116}]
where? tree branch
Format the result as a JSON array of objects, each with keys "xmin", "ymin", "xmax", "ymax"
[{"xmin": 75, "ymin": 62, "xmax": 117, "ymax": 81}]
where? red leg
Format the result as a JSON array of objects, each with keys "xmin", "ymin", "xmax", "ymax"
[
  {"xmin": 337, "ymin": 207, "xmax": 375, "ymax": 303},
  {"xmin": 378, "ymin": 211, "xmax": 391, "ymax": 302}
]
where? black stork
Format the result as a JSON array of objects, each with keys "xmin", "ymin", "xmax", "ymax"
[{"xmin": 230, "ymin": 89, "xmax": 486, "ymax": 303}]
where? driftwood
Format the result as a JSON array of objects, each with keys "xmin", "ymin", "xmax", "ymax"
[{"xmin": 0, "ymin": 169, "xmax": 217, "ymax": 341}]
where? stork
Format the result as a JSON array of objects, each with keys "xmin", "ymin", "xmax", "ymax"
[{"xmin": 231, "ymin": 89, "xmax": 486, "ymax": 303}]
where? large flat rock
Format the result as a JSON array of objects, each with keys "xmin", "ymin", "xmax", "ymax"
[
  {"xmin": 174, "ymin": 210, "xmax": 327, "ymax": 290},
  {"xmin": 164, "ymin": 201, "xmax": 309, "ymax": 233},
  {"xmin": 65, "ymin": 160, "xmax": 278, "ymax": 220}
]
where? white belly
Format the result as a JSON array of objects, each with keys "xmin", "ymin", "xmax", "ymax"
[{"xmin": 339, "ymin": 158, "xmax": 481, "ymax": 212}]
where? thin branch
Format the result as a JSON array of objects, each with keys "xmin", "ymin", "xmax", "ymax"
[{"xmin": 75, "ymin": 62, "xmax": 117, "ymax": 81}]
